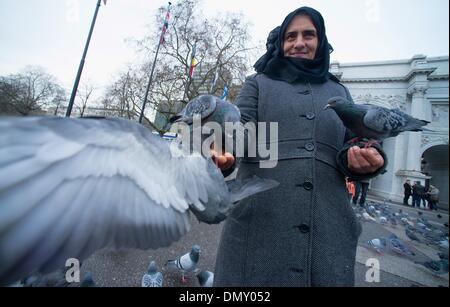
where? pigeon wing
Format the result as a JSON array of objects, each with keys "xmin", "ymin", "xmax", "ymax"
[
  {"xmin": 363, "ymin": 106, "xmax": 407, "ymax": 134},
  {"xmin": 0, "ymin": 117, "xmax": 211, "ymax": 285}
]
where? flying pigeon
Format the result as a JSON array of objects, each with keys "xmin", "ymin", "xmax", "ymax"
[
  {"xmin": 324, "ymin": 97, "xmax": 430, "ymax": 145},
  {"xmin": 0, "ymin": 116, "xmax": 279, "ymax": 286},
  {"xmin": 196, "ymin": 270, "xmax": 214, "ymax": 287},
  {"xmin": 141, "ymin": 260, "xmax": 163, "ymax": 287},
  {"xmin": 165, "ymin": 245, "xmax": 200, "ymax": 283}
]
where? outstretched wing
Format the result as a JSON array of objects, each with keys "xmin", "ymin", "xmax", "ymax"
[
  {"xmin": 0, "ymin": 117, "xmax": 213, "ymax": 285},
  {"xmin": 363, "ymin": 106, "xmax": 407, "ymax": 134}
]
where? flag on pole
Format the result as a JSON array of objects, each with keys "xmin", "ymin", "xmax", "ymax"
[
  {"xmin": 221, "ymin": 85, "xmax": 229, "ymax": 100},
  {"xmin": 160, "ymin": 8, "xmax": 171, "ymax": 44},
  {"xmin": 189, "ymin": 44, "xmax": 198, "ymax": 78}
]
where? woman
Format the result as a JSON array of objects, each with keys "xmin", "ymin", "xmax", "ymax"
[{"xmin": 212, "ymin": 7, "xmax": 387, "ymax": 287}]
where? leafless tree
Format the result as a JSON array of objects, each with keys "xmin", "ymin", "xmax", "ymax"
[
  {"xmin": 126, "ymin": 0, "xmax": 256, "ymax": 132},
  {"xmin": 76, "ymin": 81, "xmax": 95, "ymax": 117},
  {"xmin": 0, "ymin": 66, "xmax": 66, "ymax": 116}
]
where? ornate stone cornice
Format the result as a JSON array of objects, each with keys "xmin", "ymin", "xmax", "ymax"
[
  {"xmin": 422, "ymin": 134, "xmax": 449, "ymax": 147},
  {"xmin": 353, "ymin": 94, "xmax": 407, "ymax": 110},
  {"xmin": 407, "ymin": 84, "xmax": 429, "ymax": 96}
]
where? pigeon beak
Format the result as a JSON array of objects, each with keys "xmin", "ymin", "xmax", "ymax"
[{"xmin": 323, "ymin": 104, "xmax": 331, "ymax": 110}]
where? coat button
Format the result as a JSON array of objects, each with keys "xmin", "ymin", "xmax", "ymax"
[
  {"xmin": 303, "ymin": 181, "xmax": 313, "ymax": 190},
  {"xmin": 297, "ymin": 224, "xmax": 310, "ymax": 233},
  {"xmin": 305, "ymin": 143, "xmax": 315, "ymax": 151},
  {"xmin": 306, "ymin": 112, "xmax": 315, "ymax": 120}
]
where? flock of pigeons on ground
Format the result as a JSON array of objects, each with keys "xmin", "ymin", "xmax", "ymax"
[
  {"xmin": 9, "ymin": 244, "xmax": 213, "ymax": 287},
  {"xmin": 356, "ymin": 200, "xmax": 449, "ymax": 276}
]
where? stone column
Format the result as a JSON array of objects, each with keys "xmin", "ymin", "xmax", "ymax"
[{"xmin": 406, "ymin": 85, "xmax": 428, "ymax": 171}]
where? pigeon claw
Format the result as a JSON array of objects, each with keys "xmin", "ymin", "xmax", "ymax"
[{"xmin": 364, "ymin": 139, "xmax": 379, "ymax": 148}]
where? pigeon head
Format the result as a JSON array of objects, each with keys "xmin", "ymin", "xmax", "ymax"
[
  {"xmin": 190, "ymin": 245, "xmax": 201, "ymax": 263},
  {"xmin": 170, "ymin": 95, "xmax": 217, "ymax": 125},
  {"xmin": 324, "ymin": 96, "xmax": 351, "ymax": 111},
  {"xmin": 147, "ymin": 260, "xmax": 158, "ymax": 274}
]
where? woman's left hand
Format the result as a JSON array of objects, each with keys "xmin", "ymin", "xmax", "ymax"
[{"xmin": 347, "ymin": 146, "xmax": 384, "ymax": 174}]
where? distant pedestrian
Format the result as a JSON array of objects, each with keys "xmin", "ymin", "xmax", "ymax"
[
  {"xmin": 352, "ymin": 179, "xmax": 370, "ymax": 208},
  {"xmin": 403, "ymin": 179, "xmax": 412, "ymax": 206},
  {"xmin": 427, "ymin": 185, "xmax": 439, "ymax": 211}
]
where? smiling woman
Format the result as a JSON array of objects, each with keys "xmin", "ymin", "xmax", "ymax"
[{"xmin": 282, "ymin": 15, "xmax": 318, "ymax": 60}]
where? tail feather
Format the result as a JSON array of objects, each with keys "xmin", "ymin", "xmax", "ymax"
[{"xmin": 227, "ymin": 176, "xmax": 279, "ymax": 203}]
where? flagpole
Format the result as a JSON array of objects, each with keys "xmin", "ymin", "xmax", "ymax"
[
  {"xmin": 66, "ymin": 0, "xmax": 103, "ymax": 117},
  {"xmin": 139, "ymin": 2, "xmax": 172, "ymax": 124}
]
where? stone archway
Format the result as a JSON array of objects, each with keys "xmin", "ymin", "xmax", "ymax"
[{"xmin": 421, "ymin": 144, "xmax": 449, "ymax": 210}]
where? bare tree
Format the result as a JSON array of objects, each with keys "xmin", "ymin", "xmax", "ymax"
[
  {"xmin": 128, "ymin": 0, "xmax": 256, "ymax": 131},
  {"xmin": 76, "ymin": 81, "xmax": 95, "ymax": 117},
  {"xmin": 0, "ymin": 66, "xmax": 66, "ymax": 116}
]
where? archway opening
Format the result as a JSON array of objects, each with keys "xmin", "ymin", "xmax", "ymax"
[{"xmin": 422, "ymin": 145, "xmax": 449, "ymax": 210}]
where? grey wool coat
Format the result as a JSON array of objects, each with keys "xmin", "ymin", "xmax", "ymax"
[{"xmin": 213, "ymin": 73, "xmax": 387, "ymax": 287}]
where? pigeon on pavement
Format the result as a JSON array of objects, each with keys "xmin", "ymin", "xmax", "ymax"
[
  {"xmin": 367, "ymin": 238, "xmax": 387, "ymax": 254},
  {"xmin": 415, "ymin": 259, "xmax": 449, "ymax": 276},
  {"xmin": 0, "ymin": 115, "xmax": 278, "ymax": 286},
  {"xmin": 80, "ymin": 271, "xmax": 95, "ymax": 287},
  {"xmin": 196, "ymin": 270, "xmax": 214, "ymax": 287},
  {"xmin": 165, "ymin": 245, "xmax": 200, "ymax": 283},
  {"xmin": 141, "ymin": 261, "xmax": 163, "ymax": 287},
  {"xmin": 324, "ymin": 97, "xmax": 430, "ymax": 144}
]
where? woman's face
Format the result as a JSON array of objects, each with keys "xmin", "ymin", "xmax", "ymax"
[{"xmin": 282, "ymin": 15, "xmax": 318, "ymax": 60}]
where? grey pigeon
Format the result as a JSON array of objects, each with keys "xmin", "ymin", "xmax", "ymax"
[
  {"xmin": 170, "ymin": 95, "xmax": 241, "ymax": 153},
  {"xmin": 415, "ymin": 259, "xmax": 449, "ymax": 275},
  {"xmin": 165, "ymin": 245, "xmax": 200, "ymax": 283},
  {"xmin": 80, "ymin": 271, "xmax": 95, "ymax": 287},
  {"xmin": 196, "ymin": 270, "xmax": 214, "ymax": 287},
  {"xmin": 0, "ymin": 116, "xmax": 279, "ymax": 286},
  {"xmin": 367, "ymin": 238, "xmax": 387, "ymax": 254},
  {"xmin": 141, "ymin": 260, "xmax": 163, "ymax": 287},
  {"xmin": 406, "ymin": 227, "xmax": 421, "ymax": 242},
  {"xmin": 324, "ymin": 97, "xmax": 430, "ymax": 143},
  {"xmin": 388, "ymin": 234, "xmax": 416, "ymax": 257}
]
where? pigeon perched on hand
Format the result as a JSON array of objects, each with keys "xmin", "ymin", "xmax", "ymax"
[
  {"xmin": 0, "ymin": 115, "xmax": 278, "ymax": 286},
  {"xmin": 165, "ymin": 245, "xmax": 200, "ymax": 283},
  {"xmin": 141, "ymin": 261, "xmax": 163, "ymax": 287},
  {"xmin": 324, "ymin": 97, "xmax": 430, "ymax": 145},
  {"xmin": 196, "ymin": 270, "xmax": 214, "ymax": 287}
]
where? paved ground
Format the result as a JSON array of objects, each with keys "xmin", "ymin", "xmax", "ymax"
[{"xmin": 74, "ymin": 196, "xmax": 448, "ymax": 287}]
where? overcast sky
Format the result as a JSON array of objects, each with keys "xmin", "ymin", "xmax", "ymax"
[{"xmin": 0, "ymin": 0, "xmax": 448, "ymax": 96}]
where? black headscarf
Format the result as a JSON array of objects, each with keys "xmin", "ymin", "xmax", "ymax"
[{"xmin": 253, "ymin": 7, "xmax": 336, "ymax": 84}]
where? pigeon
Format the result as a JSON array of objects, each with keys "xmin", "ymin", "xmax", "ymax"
[
  {"xmin": 196, "ymin": 270, "xmax": 214, "ymax": 287},
  {"xmin": 367, "ymin": 238, "xmax": 387, "ymax": 254},
  {"xmin": 388, "ymin": 234, "xmax": 416, "ymax": 257},
  {"xmin": 80, "ymin": 271, "xmax": 95, "ymax": 287},
  {"xmin": 379, "ymin": 216, "xmax": 388, "ymax": 225},
  {"xmin": 141, "ymin": 260, "xmax": 163, "ymax": 287},
  {"xmin": 0, "ymin": 116, "xmax": 279, "ymax": 286},
  {"xmin": 165, "ymin": 245, "xmax": 200, "ymax": 283},
  {"xmin": 170, "ymin": 95, "xmax": 242, "ymax": 153},
  {"xmin": 405, "ymin": 227, "xmax": 421, "ymax": 242},
  {"xmin": 415, "ymin": 259, "xmax": 449, "ymax": 275},
  {"xmin": 362, "ymin": 212, "xmax": 376, "ymax": 222},
  {"xmin": 324, "ymin": 97, "xmax": 430, "ymax": 144}
]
